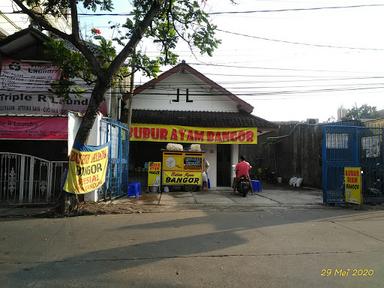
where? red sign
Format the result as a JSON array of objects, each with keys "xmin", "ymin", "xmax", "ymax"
[{"xmin": 0, "ymin": 116, "xmax": 67, "ymax": 140}]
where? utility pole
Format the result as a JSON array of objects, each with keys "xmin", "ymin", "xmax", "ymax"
[{"xmin": 120, "ymin": 51, "xmax": 135, "ymax": 127}]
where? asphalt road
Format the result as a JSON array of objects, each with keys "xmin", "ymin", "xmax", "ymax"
[{"xmin": 1, "ymin": 207, "xmax": 383, "ymax": 288}]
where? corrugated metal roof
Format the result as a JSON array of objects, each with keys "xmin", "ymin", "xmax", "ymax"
[{"xmin": 132, "ymin": 110, "xmax": 277, "ymax": 130}]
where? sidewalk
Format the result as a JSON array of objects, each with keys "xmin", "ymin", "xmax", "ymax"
[
  {"xmin": 2, "ymin": 186, "xmax": 382, "ymax": 217},
  {"xmin": 134, "ymin": 186, "xmax": 324, "ymax": 208}
]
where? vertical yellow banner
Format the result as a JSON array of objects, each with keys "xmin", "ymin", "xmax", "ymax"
[
  {"xmin": 147, "ymin": 162, "xmax": 161, "ymax": 187},
  {"xmin": 344, "ymin": 167, "xmax": 362, "ymax": 205}
]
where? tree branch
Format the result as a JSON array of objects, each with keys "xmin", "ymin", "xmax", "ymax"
[
  {"xmin": 66, "ymin": 1, "xmax": 104, "ymax": 80},
  {"xmin": 13, "ymin": 0, "xmax": 71, "ymax": 41},
  {"xmin": 70, "ymin": 0, "xmax": 80, "ymax": 41},
  {"xmin": 13, "ymin": 0, "xmax": 104, "ymax": 80},
  {"xmin": 107, "ymin": 0, "xmax": 167, "ymax": 79}
]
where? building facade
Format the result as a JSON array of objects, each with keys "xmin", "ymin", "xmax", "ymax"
[{"xmin": 130, "ymin": 62, "xmax": 276, "ymax": 188}]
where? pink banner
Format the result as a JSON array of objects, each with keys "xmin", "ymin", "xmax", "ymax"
[{"xmin": 0, "ymin": 116, "xmax": 67, "ymax": 140}]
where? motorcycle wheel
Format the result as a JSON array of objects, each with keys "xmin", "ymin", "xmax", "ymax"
[{"xmin": 240, "ymin": 182, "xmax": 247, "ymax": 197}]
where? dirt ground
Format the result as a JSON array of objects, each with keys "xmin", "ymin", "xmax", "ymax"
[{"xmin": 74, "ymin": 193, "xmax": 161, "ymax": 215}]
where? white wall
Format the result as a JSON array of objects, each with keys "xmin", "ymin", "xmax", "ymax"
[
  {"xmin": 230, "ymin": 144, "xmax": 239, "ymax": 181},
  {"xmin": 68, "ymin": 112, "xmax": 102, "ymax": 202},
  {"xmin": 199, "ymin": 144, "xmax": 239, "ymax": 188},
  {"xmin": 201, "ymin": 144, "xmax": 217, "ymax": 188},
  {"xmin": 133, "ymin": 72, "xmax": 239, "ymax": 112}
]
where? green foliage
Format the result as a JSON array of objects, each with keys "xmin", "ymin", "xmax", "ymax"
[
  {"xmin": 44, "ymin": 37, "xmax": 130, "ymax": 96},
  {"xmin": 344, "ymin": 104, "xmax": 379, "ymax": 120},
  {"xmin": 23, "ymin": 0, "xmax": 220, "ymax": 73},
  {"xmin": 110, "ymin": 0, "xmax": 221, "ymax": 68},
  {"xmin": 44, "ymin": 39, "xmax": 93, "ymax": 97},
  {"xmin": 25, "ymin": 0, "xmax": 221, "ymax": 92},
  {"xmin": 81, "ymin": 0, "xmax": 113, "ymax": 12},
  {"xmin": 15, "ymin": 0, "xmax": 223, "ymax": 142}
]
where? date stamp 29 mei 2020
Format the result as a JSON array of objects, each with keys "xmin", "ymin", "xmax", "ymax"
[{"xmin": 321, "ymin": 268, "xmax": 375, "ymax": 277}]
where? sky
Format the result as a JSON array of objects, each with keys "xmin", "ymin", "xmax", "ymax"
[{"xmin": 78, "ymin": 0, "xmax": 384, "ymax": 123}]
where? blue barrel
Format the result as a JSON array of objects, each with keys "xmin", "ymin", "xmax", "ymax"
[{"xmin": 251, "ymin": 180, "xmax": 262, "ymax": 192}]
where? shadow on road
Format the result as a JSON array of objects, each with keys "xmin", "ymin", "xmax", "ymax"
[{"xmin": 5, "ymin": 208, "xmax": 376, "ymax": 287}]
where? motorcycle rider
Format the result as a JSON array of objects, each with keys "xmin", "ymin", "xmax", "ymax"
[{"xmin": 233, "ymin": 155, "xmax": 253, "ymax": 193}]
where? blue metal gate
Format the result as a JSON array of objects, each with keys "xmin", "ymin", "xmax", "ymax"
[
  {"xmin": 360, "ymin": 127, "xmax": 384, "ymax": 203},
  {"xmin": 322, "ymin": 125, "xmax": 384, "ymax": 204},
  {"xmin": 99, "ymin": 118, "xmax": 129, "ymax": 200}
]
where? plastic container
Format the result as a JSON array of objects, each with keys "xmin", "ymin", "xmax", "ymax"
[
  {"xmin": 150, "ymin": 185, "xmax": 159, "ymax": 193},
  {"xmin": 128, "ymin": 182, "xmax": 142, "ymax": 197},
  {"xmin": 251, "ymin": 180, "xmax": 262, "ymax": 192}
]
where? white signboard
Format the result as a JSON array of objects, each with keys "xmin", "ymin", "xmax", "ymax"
[
  {"xmin": 361, "ymin": 136, "xmax": 381, "ymax": 158},
  {"xmin": 0, "ymin": 59, "xmax": 94, "ymax": 115},
  {"xmin": 326, "ymin": 133, "xmax": 349, "ymax": 149},
  {"xmin": 0, "ymin": 59, "xmax": 60, "ymax": 91}
]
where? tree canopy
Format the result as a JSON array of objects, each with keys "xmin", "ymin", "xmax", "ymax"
[
  {"xmin": 343, "ymin": 104, "xmax": 379, "ymax": 120},
  {"xmin": 13, "ymin": 0, "xmax": 222, "ymax": 144}
]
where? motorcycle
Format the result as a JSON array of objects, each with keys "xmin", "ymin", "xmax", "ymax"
[{"xmin": 236, "ymin": 176, "xmax": 251, "ymax": 197}]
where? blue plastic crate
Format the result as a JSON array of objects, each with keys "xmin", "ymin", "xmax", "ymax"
[
  {"xmin": 128, "ymin": 182, "xmax": 142, "ymax": 197},
  {"xmin": 251, "ymin": 180, "xmax": 262, "ymax": 192}
]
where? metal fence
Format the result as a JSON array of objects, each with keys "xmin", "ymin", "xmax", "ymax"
[
  {"xmin": 99, "ymin": 118, "xmax": 129, "ymax": 200},
  {"xmin": 322, "ymin": 125, "xmax": 384, "ymax": 204},
  {"xmin": 0, "ymin": 153, "xmax": 66, "ymax": 205}
]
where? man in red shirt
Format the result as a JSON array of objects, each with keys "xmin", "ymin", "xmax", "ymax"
[{"xmin": 233, "ymin": 156, "xmax": 253, "ymax": 192}]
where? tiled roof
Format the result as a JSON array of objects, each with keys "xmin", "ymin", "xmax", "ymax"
[
  {"xmin": 0, "ymin": 27, "xmax": 101, "ymax": 58},
  {"xmin": 132, "ymin": 110, "xmax": 277, "ymax": 130}
]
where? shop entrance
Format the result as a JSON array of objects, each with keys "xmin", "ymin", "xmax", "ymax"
[{"xmin": 217, "ymin": 144, "xmax": 231, "ymax": 187}]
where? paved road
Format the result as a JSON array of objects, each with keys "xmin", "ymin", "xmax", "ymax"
[{"xmin": 1, "ymin": 206, "xmax": 383, "ymax": 287}]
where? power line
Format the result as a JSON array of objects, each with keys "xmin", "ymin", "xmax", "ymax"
[
  {"xmin": 131, "ymin": 85, "xmax": 384, "ymax": 96},
  {"xmin": 5, "ymin": 74, "xmax": 384, "ymax": 86},
  {"xmin": 188, "ymin": 62, "xmax": 377, "ymax": 73},
  {"xmin": 202, "ymin": 73, "xmax": 384, "ymax": 81},
  {"xmin": 4, "ymin": 83, "xmax": 384, "ymax": 95},
  {"xmin": 4, "ymin": 3, "xmax": 384, "ymax": 17},
  {"xmin": 216, "ymin": 29, "xmax": 384, "ymax": 51},
  {"xmin": 208, "ymin": 4, "xmax": 384, "ymax": 14}
]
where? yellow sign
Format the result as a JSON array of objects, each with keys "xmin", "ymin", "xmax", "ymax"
[
  {"xmin": 130, "ymin": 123, "xmax": 257, "ymax": 144},
  {"xmin": 344, "ymin": 167, "xmax": 362, "ymax": 204},
  {"xmin": 147, "ymin": 162, "xmax": 161, "ymax": 187},
  {"xmin": 163, "ymin": 171, "xmax": 202, "ymax": 185},
  {"xmin": 64, "ymin": 143, "xmax": 109, "ymax": 194}
]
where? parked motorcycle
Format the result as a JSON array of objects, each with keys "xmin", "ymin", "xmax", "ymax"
[{"xmin": 236, "ymin": 176, "xmax": 251, "ymax": 197}]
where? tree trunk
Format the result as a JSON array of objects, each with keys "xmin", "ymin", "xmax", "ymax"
[{"xmin": 74, "ymin": 79, "xmax": 109, "ymax": 145}]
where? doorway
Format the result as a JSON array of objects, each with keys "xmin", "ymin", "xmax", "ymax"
[{"xmin": 217, "ymin": 144, "xmax": 232, "ymax": 186}]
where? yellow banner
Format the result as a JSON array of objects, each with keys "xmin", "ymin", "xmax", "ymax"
[
  {"xmin": 162, "ymin": 171, "xmax": 202, "ymax": 186},
  {"xmin": 147, "ymin": 162, "xmax": 161, "ymax": 187},
  {"xmin": 344, "ymin": 167, "xmax": 362, "ymax": 205},
  {"xmin": 64, "ymin": 144, "xmax": 109, "ymax": 194},
  {"xmin": 130, "ymin": 123, "xmax": 257, "ymax": 144}
]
